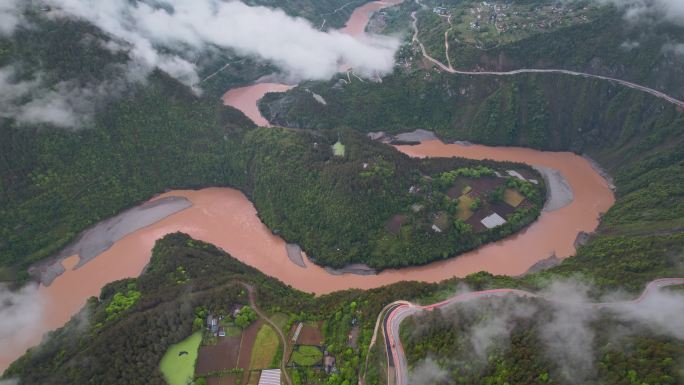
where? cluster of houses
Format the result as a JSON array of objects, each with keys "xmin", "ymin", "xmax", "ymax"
[{"xmin": 205, "ymin": 306, "xmax": 243, "ymax": 338}]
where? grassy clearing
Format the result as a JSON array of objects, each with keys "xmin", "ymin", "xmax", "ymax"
[
  {"xmin": 433, "ymin": 212, "xmax": 450, "ymax": 231},
  {"xmin": 504, "ymin": 188, "xmax": 525, "ymax": 207},
  {"xmin": 332, "ymin": 141, "xmax": 345, "ymax": 157},
  {"xmin": 247, "ymin": 370, "xmax": 260, "ymax": 385},
  {"xmin": 270, "ymin": 312, "xmax": 289, "ymax": 332},
  {"xmin": 225, "ymin": 325, "xmax": 242, "ymax": 337},
  {"xmin": 249, "ymin": 325, "xmax": 280, "ymax": 369},
  {"xmin": 457, "ymin": 194, "xmax": 475, "ymax": 220},
  {"xmin": 160, "ymin": 332, "xmax": 202, "ymax": 385},
  {"xmin": 291, "ymin": 345, "xmax": 323, "ymax": 366}
]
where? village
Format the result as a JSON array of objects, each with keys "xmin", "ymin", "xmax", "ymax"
[
  {"xmin": 385, "ymin": 164, "xmax": 542, "ymax": 241},
  {"xmin": 160, "ymin": 296, "xmax": 362, "ymax": 385},
  {"xmin": 428, "ymin": 0, "xmax": 597, "ymax": 48}
]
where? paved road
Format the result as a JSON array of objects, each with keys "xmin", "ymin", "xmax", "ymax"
[
  {"xmin": 370, "ymin": 278, "xmax": 684, "ymax": 385},
  {"xmin": 409, "ymin": 3, "xmax": 684, "ymax": 109}
]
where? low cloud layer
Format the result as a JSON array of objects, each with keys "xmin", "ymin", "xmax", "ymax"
[
  {"xmin": 597, "ymin": 0, "xmax": 684, "ymax": 26},
  {"xmin": 0, "ymin": 0, "xmax": 23, "ymax": 36},
  {"xmin": 44, "ymin": 0, "xmax": 399, "ymax": 85},
  {"xmin": 407, "ymin": 279, "xmax": 684, "ymax": 385},
  {"xmin": 0, "ymin": 66, "xmax": 131, "ymax": 128},
  {"xmin": 0, "ymin": 284, "xmax": 44, "ymax": 367}
]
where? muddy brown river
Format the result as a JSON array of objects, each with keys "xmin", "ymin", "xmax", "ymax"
[{"xmin": 0, "ymin": 0, "xmax": 614, "ymax": 372}]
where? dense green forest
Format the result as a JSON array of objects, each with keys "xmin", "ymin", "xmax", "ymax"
[{"xmin": 242, "ymin": 128, "xmax": 543, "ymax": 268}]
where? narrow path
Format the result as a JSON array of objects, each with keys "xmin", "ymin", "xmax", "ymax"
[
  {"xmin": 410, "ymin": 2, "xmax": 684, "ymax": 109},
  {"xmin": 444, "ymin": 15, "xmax": 453, "ymax": 70},
  {"xmin": 239, "ymin": 282, "xmax": 292, "ymax": 385},
  {"xmin": 365, "ymin": 278, "xmax": 684, "ymax": 385}
]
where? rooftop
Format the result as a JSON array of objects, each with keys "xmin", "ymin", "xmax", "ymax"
[
  {"xmin": 481, "ymin": 213, "xmax": 506, "ymax": 229},
  {"xmin": 258, "ymin": 369, "xmax": 282, "ymax": 385}
]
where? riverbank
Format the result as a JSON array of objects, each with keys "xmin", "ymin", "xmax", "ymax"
[
  {"xmin": 533, "ymin": 166, "xmax": 574, "ymax": 212},
  {"xmin": 28, "ymin": 196, "xmax": 192, "ymax": 286}
]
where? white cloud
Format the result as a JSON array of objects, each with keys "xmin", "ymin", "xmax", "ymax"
[
  {"xmin": 597, "ymin": 0, "xmax": 684, "ymax": 26},
  {"xmin": 611, "ymin": 287, "xmax": 684, "ymax": 339},
  {"xmin": 407, "ymin": 357, "xmax": 449, "ymax": 385},
  {"xmin": 663, "ymin": 42, "xmax": 684, "ymax": 57},
  {"xmin": 408, "ymin": 279, "xmax": 684, "ymax": 384},
  {"xmin": 0, "ymin": 66, "xmax": 132, "ymax": 128},
  {"xmin": 43, "ymin": 0, "xmax": 400, "ymax": 86},
  {"xmin": 0, "ymin": 0, "xmax": 23, "ymax": 36},
  {"xmin": 0, "ymin": 284, "xmax": 44, "ymax": 359}
]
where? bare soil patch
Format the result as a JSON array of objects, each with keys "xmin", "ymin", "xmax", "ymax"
[
  {"xmin": 196, "ymin": 334, "xmax": 242, "ymax": 375},
  {"xmin": 466, "ymin": 176, "xmax": 505, "ymax": 196},
  {"xmin": 238, "ymin": 320, "xmax": 264, "ymax": 384},
  {"xmin": 297, "ymin": 322, "xmax": 323, "ymax": 346},
  {"xmin": 386, "ymin": 214, "xmax": 407, "ymax": 235}
]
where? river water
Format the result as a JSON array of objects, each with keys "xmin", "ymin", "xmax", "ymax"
[{"xmin": 0, "ymin": 0, "xmax": 614, "ymax": 372}]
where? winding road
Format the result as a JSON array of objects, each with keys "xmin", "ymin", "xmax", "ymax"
[
  {"xmin": 409, "ymin": 3, "xmax": 684, "ymax": 109},
  {"xmin": 363, "ymin": 278, "xmax": 684, "ymax": 385}
]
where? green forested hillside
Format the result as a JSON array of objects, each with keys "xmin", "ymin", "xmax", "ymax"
[{"xmin": 261, "ymin": 70, "xmax": 684, "ymax": 237}]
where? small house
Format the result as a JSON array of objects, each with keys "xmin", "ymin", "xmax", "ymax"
[
  {"xmin": 324, "ymin": 354, "xmax": 336, "ymax": 374},
  {"xmin": 433, "ymin": 6, "xmax": 448, "ymax": 15}
]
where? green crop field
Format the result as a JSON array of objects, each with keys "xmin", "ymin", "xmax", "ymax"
[
  {"xmin": 160, "ymin": 332, "xmax": 202, "ymax": 385},
  {"xmin": 457, "ymin": 195, "xmax": 475, "ymax": 220},
  {"xmin": 270, "ymin": 312, "xmax": 290, "ymax": 332},
  {"xmin": 249, "ymin": 325, "xmax": 280, "ymax": 369},
  {"xmin": 504, "ymin": 188, "xmax": 525, "ymax": 207},
  {"xmin": 332, "ymin": 141, "xmax": 346, "ymax": 157},
  {"xmin": 291, "ymin": 345, "xmax": 323, "ymax": 366}
]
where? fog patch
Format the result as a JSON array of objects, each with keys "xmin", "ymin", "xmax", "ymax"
[
  {"xmin": 539, "ymin": 280, "xmax": 598, "ymax": 384},
  {"xmin": 663, "ymin": 42, "xmax": 684, "ymax": 57},
  {"xmin": 620, "ymin": 40, "xmax": 640, "ymax": 50},
  {"xmin": 408, "ymin": 357, "xmax": 449, "ymax": 385},
  {"xmin": 0, "ymin": 65, "xmax": 136, "ymax": 128},
  {"xmin": 611, "ymin": 288, "xmax": 684, "ymax": 339},
  {"xmin": 407, "ymin": 279, "xmax": 684, "ymax": 384},
  {"xmin": 0, "ymin": 0, "xmax": 24, "ymax": 36},
  {"xmin": 596, "ymin": 0, "xmax": 684, "ymax": 26},
  {"xmin": 464, "ymin": 297, "xmax": 536, "ymax": 361},
  {"xmin": 0, "ymin": 284, "xmax": 44, "ymax": 358}
]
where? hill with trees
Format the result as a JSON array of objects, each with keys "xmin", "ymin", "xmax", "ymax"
[{"xmin": 4, "ymin": 233, "xmax": 682, "ymax": 385}]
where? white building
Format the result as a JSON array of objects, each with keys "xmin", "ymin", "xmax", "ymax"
[
  {"xmin": 258, "ymin": 369, "xmax": 282, "ymax": 385},
  {"xmin": 481, "ymin": 213, "xmax": 506, "ymax": 229}
]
